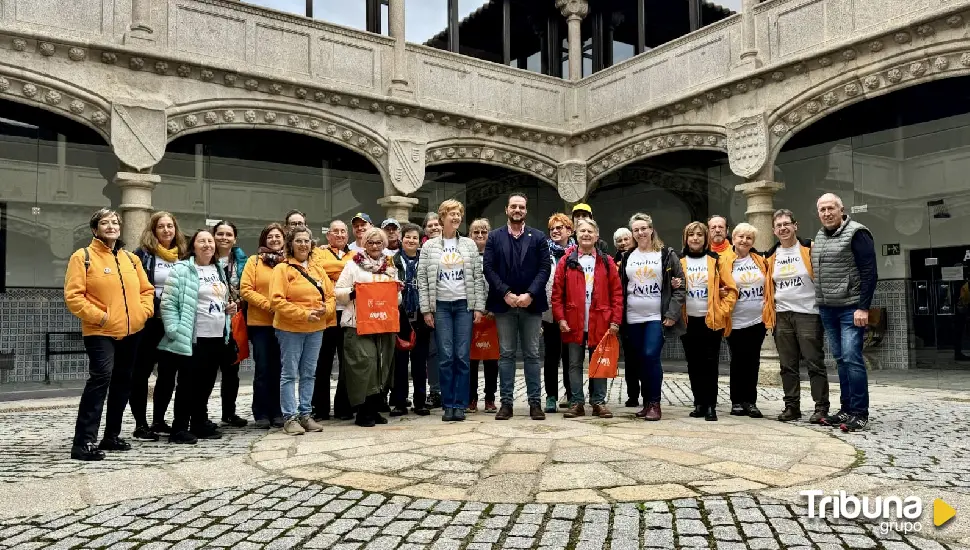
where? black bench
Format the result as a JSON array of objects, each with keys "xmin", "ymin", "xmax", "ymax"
[{"xmin": 45, "ymin": 331, "xmax": 85, "ymax": 384}]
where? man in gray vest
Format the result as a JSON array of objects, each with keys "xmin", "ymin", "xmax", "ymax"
[{"xmin": 810, "ymin": 193, "xmax": 877, "ymax": 432}]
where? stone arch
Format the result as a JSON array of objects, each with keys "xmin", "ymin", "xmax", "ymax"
[
  {"xmin": 0, "ymin": 67, "xmax": 111, "ymax": 141},
  {"xmin": 165, "ymin": 99, "xmax": 389, "ymax": 183},
  {"xmin": 586, "ymin": 126, "xmax": 728, "ymax": 184},
  {"xmin": 424, "ymin": 139, "xmax": 559, "ymax": 187},
  {"xmin": 767, "ymin": 42, "xmax": 970, "ymax": 162}
]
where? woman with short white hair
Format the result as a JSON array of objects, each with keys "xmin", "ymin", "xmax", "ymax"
[
  {"xmin": 720, "ymin": 222, "xmax": 773, "ymax": 419},
  {"xmin": 613, "ymin": 227, "xmax": 633, "ymax": 264}
]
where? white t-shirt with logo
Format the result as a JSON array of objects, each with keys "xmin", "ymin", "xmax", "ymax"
[
  {"xmin": 626, "ymin": 250, "xmax": 663, "ymax": 323},
  {"xmin": 773, "ymin": 244, "xmax": 818, "ymax": 314},
  {"xmin": 195, "ymin": 264, "xmax": 227, "ymax": 338},
  {"xmin": 436, "ymin": 238, "xmax": 466, "ymax": 302},
  {"xmin": 153, "ymin": 255, "xmax": 177, "ymax": 298},
  {"xmin": 732, "ymin": 255, "xmax": 765, "ymax": 329},
  {"xmin": 579, "ymin": 254, "xmax": 595, "ymax": 332},
  {"xmin": 685, "ymin": 256, "xmax": 709, "ymax": 318}
]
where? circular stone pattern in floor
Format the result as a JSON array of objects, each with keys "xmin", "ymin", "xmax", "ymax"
[{"xmin": 249, "ymin": 407, "xmax": 857, "ymax": 503}]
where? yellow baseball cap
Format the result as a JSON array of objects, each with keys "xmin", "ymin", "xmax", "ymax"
[{"xmin": 572, "ymin": 203, "xmax": 592, "ymax": 215}]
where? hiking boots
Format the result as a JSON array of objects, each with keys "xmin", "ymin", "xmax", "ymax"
[
  {"xmin": 300, "ymin": 415, "xmax": 324, "ymax": 432},
  {"xmin": 820, "ymin": 410, "xmax": 850, "ymax": 427},
  {"xmin": 495, "ymin": 404, "xmax": 513, "ymax": 420},
  {"xmin": 563, "ymin": 404, "xmax": 586, "ymax": 418},
  {"xmin": 467, "ymin": 399, "xmax": 478, "ymax": 413},
  {"xmin": 71, "ymin": 443, "xmax": 105, "ymax": 461},
  {"xmin": 808, "ymin": 408, "xmax": 829, "ymax": 424},
  {"xmin": 777, "ymin": 407, "xmax": 802, "ymax": 422},
  {"xmin": 592, "ymin": 405, "xmax": 613, "ymax": 418},
  {"xmin": 484, "ymin": 400, "xmax": 497, "ymax": 413},
  {"xmin": 644, "ymin": 403, "xmax": 662, "ymax": 421},
  {"xmin": 453, "ymin": 409, "xmax": 466, "ymax": 422},
  {"xmin": 840, "ymin": 415, "xmax": 869, "ymax": 432},
  {"xmin": 529, "ymin": 404, "xmax": 546, "ymax": 420},
  {"xmin": 283, "ymin": 418, "xmax": 305, "ymax": 435}
]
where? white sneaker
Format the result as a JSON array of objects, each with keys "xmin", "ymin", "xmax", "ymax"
[{"xmin": 282, "ymin": 418, "xmax": 305, "ymax": 436}]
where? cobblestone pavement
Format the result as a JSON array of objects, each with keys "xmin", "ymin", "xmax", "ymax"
[{"xmin": 1, "ymin": 374, "xmax": 969, "ymax": 549}]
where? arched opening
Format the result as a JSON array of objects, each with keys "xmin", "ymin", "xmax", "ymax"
[
  {"xmin": 418, "ymin": 162, "xmax": 560, "ymax": 231},
  {"xmin": 159, "ymin": 129, "xmax": 383, "ymax": 253},
  {"xmin": 775, "ymin": 75, "xmax": 970, "ymax": 370}
]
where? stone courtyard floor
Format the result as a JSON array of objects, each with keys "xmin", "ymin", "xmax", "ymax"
[{"xmin": 1, "ymin": 373, "xmax": 969, "ymax": 549}]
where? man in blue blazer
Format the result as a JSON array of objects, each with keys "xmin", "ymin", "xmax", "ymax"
[{"xmin": 483, "ymin": 193, "xmax": 551, "ymax": 420}]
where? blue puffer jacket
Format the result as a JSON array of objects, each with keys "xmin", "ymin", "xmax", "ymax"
[{"xmin": 158, "ymin": 257, "xmax": 230, "ymax": 356}]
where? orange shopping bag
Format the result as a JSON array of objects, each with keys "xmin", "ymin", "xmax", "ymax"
[
  {"xmin": 470, "ymin": 317, "xmax": 500, "ymax": 361},
  {"xmin": 356, "ymin": 280, "xmax": 400, "ymax": 335},
  {"xmin": 231, "ymin": 310, "xmax": 250, "ymax": 365},
  {"xmin": 588, "ymin": 332, "xmax": 619, "ymax": 378}
]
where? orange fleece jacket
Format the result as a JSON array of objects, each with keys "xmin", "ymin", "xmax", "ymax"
[
  {"xmin": 240, "ymin": 256, "xmax": 276, "ymax": 327},
  {"xmin": 269, "ymin": 257, "xmax": 336, "ymax": 333}
]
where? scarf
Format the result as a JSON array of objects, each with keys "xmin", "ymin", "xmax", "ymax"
[
  {"xmin": 354, "ymin": 250, "xmax": 392, "ymax": 275},
  {"xmin": 400, "ymin": 252, "xmax": 420, "ymax": 315},
  {"xmin": 547, "ymin": 239, "xmax": 568, "ymax": 262},
  {"xmin": 710, "ymin": 240, "xmax": 730, "ymax": 254},
  {"xmin": 258, "ymin": 246, "xmax": 285, "ymax": 268},
  {"xmin": 154, "ymin": 244, "xmax": 179, "ymax": 263}
]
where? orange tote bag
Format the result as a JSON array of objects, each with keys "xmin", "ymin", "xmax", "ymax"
[
  {"xmin": 231, "ymin": 310, "xmax": 250, "ymax": 365},
  {"xmin": 470, "ymin": 317, "xmax": 500, "ymax": 361},
  {"xmin": 588, "ymin": 332, "xmax": 620, "ymax": 379},
  {"xmin": 356, "ymin": 280, "xmax": 400, "ymax": 335}
]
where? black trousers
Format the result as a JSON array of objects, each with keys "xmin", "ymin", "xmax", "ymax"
[
  {"xmin": 74, "ymin": 332, "xmax": 142, "ymax": 447},
  {"xmin": 541, "ymin": 321, "xmax": 571, "ymax": 400},
  {"xmin": 726, "ymin": 322, "xmax": 767, "ymax": 405},
  {"xmin": 168, "ymin": 338, "xmax": 222, "ymax": 433},
  {"xmin": 681, "ymin": 316, "xmax": 723, "ymax": 408},
  {"xmin": 250, "ymin": 325, "xmax": 282, "ymax": 421},
  {"xmin": 470, "ymin": 359, "xmax": 498, "ymax": 402},
  {"xmin": 129, "ymin": 317, "xmax": 164, "ymax": 427},
  {"xmin": 392, "ymin": 315, "xmax": 430, "ymax": 408},
  {"xmin": 219, "ymin": 360, "xmax": 240, "ymax": 419},
  {"xmin": 313, "ymin": 311, "xmax": 349, "ymax": 417},
  {"xmin": 152, "ymin": 353, "xmax": 177, "ymax": 425}
]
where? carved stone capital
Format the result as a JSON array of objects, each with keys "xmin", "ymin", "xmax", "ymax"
[
  {"xmin": 556, "ymin": 0, "xmax": 589, "ymax": 20},
  {"xmin": 115, "ymin": 171, "xmax": 160, "ymax": 247},
  {"xmin": 735, "ymin": 180, "xmax": 785, "ymax": 251},
  {"xmin": 378, "ymin": 195, "xmax": 420, "ymax": 223},
  {"xmin": 387, "ymin": 139, "xmax": 427, "ymax": 195},
  {"xmin": 726, "ymin": 114, "xmax": 769, "ymax": 179},
  {"xmin": 557, "ymin": 160, "xmax": 587, "ymax": 202},
  {"xmin": 111, "ymin": 103, "xmax": 166, "ymax": 172}
]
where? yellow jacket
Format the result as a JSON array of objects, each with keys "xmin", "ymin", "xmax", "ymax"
[
  {"xmin": 313, "ymin": 246, "xmax": 352, "ymax": 283},
  {"xmin": 64, "ymin": 238, "xmax": 154, "ymax": 338},
  {"xmin": 270, "ymin": 256, "xmax": 336, "ymax": 333},
  {"xmin": 723, "ymin": 251, "xmax": 775, "ymax": 332},
  {"xmin": 240, "ymin": 256, "xmax": 276, "ymax": 327},
  {"xmin": 681, "ymin": 251, "xmax": 738, "ymax": 335}
]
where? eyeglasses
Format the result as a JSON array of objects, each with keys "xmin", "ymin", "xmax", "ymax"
[
  {"xmin": 366, "ymin": 240, "xmax": 384, "ymax": 246},
  {"xmin": 774, "ymin": 222, "xmax": 794, "ymax": 229},
  {"xmin": 472, "ymin": 230, "xmax": 489, "ymax": 235},
  {"xmin": 549, "ymin": 225, "xmax": 568, "ymax": 232}
]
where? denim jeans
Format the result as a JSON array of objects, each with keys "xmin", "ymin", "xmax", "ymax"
[
  {"xmin": 276, "ymin": 330, "xmax": 324, "ymax": 419},
  {"xmin": 626, "ymin": 321, "xmax": 665, "ymax": 404},
  {"xmin": 542, "ymin": 321, "xmax": 571, "ymax": 400},
  {"xmin": 819, "ymin": 305, "xmax": 869, "ymax": 417},
  {"xmin": 567, "ymin": 334, "xmax": 605, "ymax": 405},
  {"xmin": 250, "ymin": 325, "xmax": 282, "ymax": 421},
  {"xmin": 435, "ymin": 300, "xmax": 473, "ymax": 410},
  {"xmin": 495, "ymin": 309, "xmax": 543, "ymax": 406}
]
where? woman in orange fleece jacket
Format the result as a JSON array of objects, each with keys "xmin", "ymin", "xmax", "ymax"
[
  {"xmin": 240, "ymin": 223, "xmax": 287, "ymax": 429},
  {"xmin": 270, "ymin": 227, "xmax": 336, "ymax": 436},
  {"xmin": 680, "ymin": 221, "xmax": 737, "ymax": 422},
  {"xmin": 63, "ymin": 208, "xmax": 154, "ymax": 461}
]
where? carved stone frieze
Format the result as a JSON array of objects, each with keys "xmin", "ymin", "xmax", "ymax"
[
  {"xmin": 425, "ymin": 144, "xmax": 557, "ymax": 184},
  {"xmin": 0, "ymin": 71, "xmax": 109, "ymax": 136},
  {"xmin": 388, "ymin": 140, "xmax": 427, "ymax": 195},
  {"xmin": 557, "ymin": 161, "xmax": 587, "ymax": 202},
  {"xmin": 111, "ymin": 103, "xmax": 166, "ymax": 171},
  {"xmin": 726, "ymin": 115, "xmax": 768, "ymax": 179},
  {"xmin": 587, "ymin": 131, "xmax": 726, "ymax": 181}
]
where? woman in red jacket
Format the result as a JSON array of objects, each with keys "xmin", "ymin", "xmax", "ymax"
[{"xmin": 551, "ymin": 219, "xmax": 623, "ymax": 419}]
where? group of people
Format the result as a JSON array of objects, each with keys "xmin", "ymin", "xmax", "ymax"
[{"xmin": 64, "ymin": 190, "xmax": 876, "ymax": 461}]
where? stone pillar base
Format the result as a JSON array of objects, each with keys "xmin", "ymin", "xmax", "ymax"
[
  {"xmin": 378, "ymin": 195, "xmax": 420, "ymax": 223},
  {"xmin": 115, "ymin": 171, "xmax": 160, "ymax": 248},
  {"xmin": 758, "ymin": 335, "xmax": 782, "ymax": 386}
]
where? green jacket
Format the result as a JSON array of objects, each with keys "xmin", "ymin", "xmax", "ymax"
[{"xmin": 158, "ymin": 257, "xmax": 230, "ymax": 356}]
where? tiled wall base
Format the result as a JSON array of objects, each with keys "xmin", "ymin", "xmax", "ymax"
[{"xmin": 0, "ymin": 280, "xmax": 914, "ymax": 383}]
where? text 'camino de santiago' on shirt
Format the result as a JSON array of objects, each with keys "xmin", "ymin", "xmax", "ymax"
[
  {"xmin": 626, "ymin": 250, "xmax": 663, "ymax": 323},
  {"xmin": 579, "ymin": 253, "xmax": 595, "ymax": 332},
  {"xmin": 153, "ymin": 255, "xmax": 177, "ymax": 298},
  {"xmin": 731, "ymin": 255, "xmax": 765, "ymax": 329},
  {"xmin": 436, "ymin": 238, "xmax": 467, "ymax": 302},
  {"xmin": 772, "ymin": 244, "xmax": 818, "ymax": 314},
  {"xmin": 195, "ymin": 264, "xmax": 227, "ymax": 338},
  {"xmin": 685, "ymin": 256, "xmax": 709, "ymax": 317}
]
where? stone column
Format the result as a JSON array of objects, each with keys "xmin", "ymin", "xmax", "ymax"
[
  {"xmin": 735, "ymin": 179, "xmax": 785, "ymax": 385},
  {"xmin": 557, "ymin": 0, "xmax": 589, "ymax": 81},
  {"xmin": 378, "ymin": 195, "xmax": 420, "ymax": 223},
  {"xmin": 116, "ymin": 172, "xmax": 160, "ymax": 248},
  {"xmin": 739, "ymin": 0, "xmax": 760, "ymax": 69},
  {"xmin": 388, "ymin": 0, "xmax": 413, "ymax": 97},
  {"xmin": 126, "ymin": 0, "xmax": 155, "ymax": 44}
]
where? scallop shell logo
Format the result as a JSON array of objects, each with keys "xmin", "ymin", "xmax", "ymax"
[
  {"xmin": 738, "ymin": 270, "xmax": 760, "ymax": 284},
  {"xmin": 441, "ymin": 251, "xmax": 462, "ymax": 268},
  {"xmin": 585, "ymin": 271, "xmax": 594, "ymax": 286},
  {"xmin": 634, "ymin": 265, "xmax": 656, "ymax": 282},
  {"xmin": 687, "ymin": 271, "xmax": 707, "ymax": 287},
  {"xmin": 777, "ymin": 263, "xmax": 797, "ymax": 277}
]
